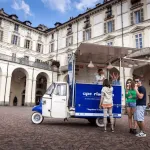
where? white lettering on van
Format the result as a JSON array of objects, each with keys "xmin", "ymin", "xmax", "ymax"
[
  {"xmin": 83, "ymin": 92, "xmax": 92, "ymax": 96},
  {"xmin": 94, "ymin": 92, "xmax": 101, "ymax": 96}
]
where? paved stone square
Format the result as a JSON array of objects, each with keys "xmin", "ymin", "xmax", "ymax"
[{"xmin": 0, "ymin": 107, "xmax": 150, "ymax": 150}]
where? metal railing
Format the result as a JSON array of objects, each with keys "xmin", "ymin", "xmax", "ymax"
[{"xmin": 0, "ymin": 53, "xmax": 53, "ymax": 71}]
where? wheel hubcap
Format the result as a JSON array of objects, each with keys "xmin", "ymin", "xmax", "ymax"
[{"xmin": 34, "ymin": 114, "xmax": 41, "ymax": 121}]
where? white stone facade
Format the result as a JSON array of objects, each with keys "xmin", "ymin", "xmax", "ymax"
[{"xmin": 0, "ymin": 0, "xmax": 150, "ymax": 106}]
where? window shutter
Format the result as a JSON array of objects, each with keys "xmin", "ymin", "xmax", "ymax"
[
  {"xmin": 66, "ymin": 37, "xmax": 68, "ymax": 47},
  {"xmin": 0, "ymin": 31, "xmax": 3, "ymax": 41},
  {"xmin": 41, "ymin": 45, "xmax": 43, "ymax": 53},
  {"xmin": 49, "ymin": 45, "xmax": 51, "ymax": 53},
  {"xmin": 18, "ymin": 37, "xmax": 20, "ymax": 46},
  {"xmin": 71, "ymin": 36, "xmax": 73, "ymax": 45},
  {"xmin": 89, "ymin": 28, "xmax": 91, "ymax": 39},
  {"xmin": 11, "ymin": 35, "xmax": 14, "ymax": 44},
  {"xmin": 2, "ymin": 31, "xmax": 3, "ymax": 41},
  {"xmin": 140, "ymin": 8, "xmax": 144, "ymax": 22},
  {"xmin": 24, "ymin": 40, "xmax": 26, "ymax": 48},
  {"xmin": 83, "ymin": 31, "xmax": 85, "ymax": 41},
  {"xmin": 112, "ymin": 20, "xmax": 115, "ymax": 32},
  {"xmin": 130, "ymin": 12, "xmax": 134, "ymax": 25},
  {"xmin": 104, "ymin": 23, "xmax": 107, "ymax": 34},
  {"xmin": 30, "ymin": 41, "xmax": 32, "ymax": 50}
]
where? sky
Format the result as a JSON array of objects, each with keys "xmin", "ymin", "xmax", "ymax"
[{"xmin": 0, "ymin": 0, "xmax": 104, "ymax": 28}]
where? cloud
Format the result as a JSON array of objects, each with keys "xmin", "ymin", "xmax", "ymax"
[
  {"xmin": 75, "ymin": 0, "xmax": 103, "ymax": 11},
  {"xmin": 41, "ymin": 0, "xmax": 71, "ymax": 13},
  {"xmin": 12, "ymin": 0, "xmax": 33, "ymax": 16}
]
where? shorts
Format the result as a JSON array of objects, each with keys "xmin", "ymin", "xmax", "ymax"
[
  {"xmin": 134, "ymin": 106, "xmax": 146, "ymax": 121},
  {"xmin": 126, "ymin": 102, "xmax": 136, "ymax": 108}
]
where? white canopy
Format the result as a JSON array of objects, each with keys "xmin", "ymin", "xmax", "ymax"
[{"xmin": 75, "ymin": 43, "xmax": 137, "ymax": 65}]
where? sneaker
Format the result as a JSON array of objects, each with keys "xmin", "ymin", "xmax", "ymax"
[
  {"xmin": 136, "ymin": 132, "xmax": 146, "ymax": 137},
  {"xmin": 111, "ymin": 127, "xmax": 114, "ymax": 132}
]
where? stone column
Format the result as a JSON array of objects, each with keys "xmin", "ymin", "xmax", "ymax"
[
  {"xmin": 4, "ymin": 76, "xmax": 12, "ymax": 106},
  {"xmin": 0, "ymin": 74, "xmax": 6, "ymax": 105},
  {"xmin": 31, "ymin": 79, "xmax": 36, "ymax": 106},
  {"xmin": 25, "ymin": 78, "xmax": 32, "ymax": 106}
]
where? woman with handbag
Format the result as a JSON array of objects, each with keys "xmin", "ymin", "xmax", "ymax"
[{"xmin": 100, "ymin": 79, "xmax": 114, "ymax": 132}]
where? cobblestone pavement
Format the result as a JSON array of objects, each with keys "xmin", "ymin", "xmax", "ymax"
[{"xmin": 0, "ymin": 107, "xmax": 150, "ymax": 150}]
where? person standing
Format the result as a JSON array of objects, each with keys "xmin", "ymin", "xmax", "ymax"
[
  {"xmin": 125, "ymin": 80, "xmax": 137, "ymax": 134},
  {"xmin": 134, "ymin": 79, "xmax": 146, "ymax": 137},
  {"xmin": 95, "ymin": 69, "xmax": 105, "ymax": 85},
  {"xmin": 100, "ymin": 79, "xmax": 114, "ymax": 132}
]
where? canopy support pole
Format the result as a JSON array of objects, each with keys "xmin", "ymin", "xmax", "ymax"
[{"xmin": 72, "ymin": 53, "xmax": 75, "ymax": 108}]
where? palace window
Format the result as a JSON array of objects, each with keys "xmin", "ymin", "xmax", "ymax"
[
  {"xmin": 14, "ymin": 24, "xmax": 19, "ymax": 32},
  {"xmin": 24, "ymin": 39, "xmax": 31, "ymax": 49},
  {"xmin": 38, "ymin": 35, "xmax": 42, "ymax": 41},
  {"xmin": 83, "ymin": 28, "xmax": 91, "ymax": 41},
  {"xmin": 66, "ymin": 36, "xmax": 73, "ymax": 47},
  {"xmin": 50, "ymin": 43, "xmax": 54, "ymax": 52},
  {"xmin": 135, "ymin": 33, "xmax": 143, "ymax": 48},
  {"xmin": 83, "ymin": 16, "xmax": 91, "ymax": 29},
  {"xmin": 106, "ymin": 6, "xmax": 112, "ymax": 18},
  {"xmin": 12, "ymin": 53, "xmax": 16, "ymax": 58},
  {"xmin": 67, "ymin": 24, "xmax": 72, "ymax": 36},
  {"xmin": 27, "ymin": 30, "xmax": 31, "ymax": 36},
  {"xmin": 107, "ymin": 41, "xmax": 113, "ymax": 46},
  {"xmin": 0, "ymin": 30, "xmax": 3, "ymax": 41},
  {"xmin": 24, "ymin": 56, "xmax": 29, "ymax": 61},
  {"xmin": 68, "ymin": 53, "xmax": 72, "ymax": 61},
  {"xmin": 104, "ymin": 20, "xmax": 115, "ymax": 33},
  {"xmin": 51, "ymin": 33, "xmax": 54, "ymax": 40},
  {"xmin": 35, "ymin": 59, "xmax": 41, "ymax": 63},
  {"xmin": 11, "ymin": 35, "xmax": 20, "ymax": 46},
  {"xmin": 131, "ymin": 9, "xmax": 144, "ymax": 25},
  {"xmin": 37, "ymin": 43, "xmax": 43, "ymax": 53},
  {"xmin": 131, "ymin": 0, "xmax": 141, "ymax": 5}
]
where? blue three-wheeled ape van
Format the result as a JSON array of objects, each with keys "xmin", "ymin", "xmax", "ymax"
[{"xmin": 31, "ymin": 43, "xmax": 133, "ymax": 127}]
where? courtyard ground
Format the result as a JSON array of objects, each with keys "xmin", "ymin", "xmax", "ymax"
[{"xmin": 0, "ymin": 107, "xmax": 150, "ymax": 150}]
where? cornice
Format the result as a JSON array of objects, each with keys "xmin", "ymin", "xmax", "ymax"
[{"xmin": 130, "ymin": 26, "xmax": 146, "ymax": 33}]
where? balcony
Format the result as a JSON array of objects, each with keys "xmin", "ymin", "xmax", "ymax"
[{"xmin": 0, "ymin": 53, "xmax": 55, "ymax": 71}]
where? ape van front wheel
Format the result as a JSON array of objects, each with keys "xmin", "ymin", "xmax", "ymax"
[{"xmin": 31, "ymin": 112, "xmax": 44, "ymax": 124}]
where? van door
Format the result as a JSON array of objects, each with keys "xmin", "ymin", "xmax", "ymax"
[
  {"xmin": 51, "ymin": 83, "xmax": 68, "ymax": 118},
  {"xmin": 42, "ymin": 83, "xmax": 55, "ymax": 117},
  {"xmin": 42, "ymin": 94, "xmax": 52, "ymax": 117}
]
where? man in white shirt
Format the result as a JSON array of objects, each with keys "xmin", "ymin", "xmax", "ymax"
[{"xmin": 95, "ymin": 69, "xmax": 105, "ymax": 85}]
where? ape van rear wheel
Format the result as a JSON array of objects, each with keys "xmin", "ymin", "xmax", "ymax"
[{"xmin": 96, "ymin": 118, "xmax": 104, "ymax": 127}]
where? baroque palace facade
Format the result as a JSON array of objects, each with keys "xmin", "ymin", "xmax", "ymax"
[{"xmin": 0, "ymin": 0, "xmax": 150, "ymax": 106}]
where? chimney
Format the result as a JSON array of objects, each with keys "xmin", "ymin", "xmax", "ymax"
[
  {"xmin": 54, "ymin": 22, "xmax": 62, "ymax": 27},
  {"xmin": 0, "ymin": 8, "xmax": 4, "ymax": 14}
]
